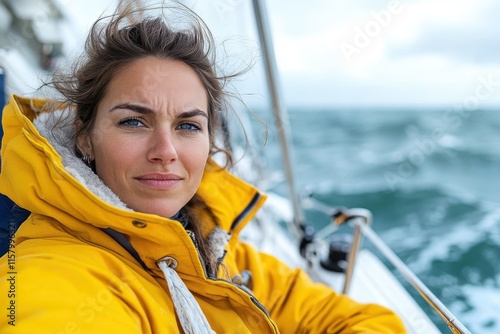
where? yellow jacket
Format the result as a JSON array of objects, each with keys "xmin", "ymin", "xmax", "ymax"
[{"xmin": 0, "ymin": 95, "xmax": 406, "ymax": 333}]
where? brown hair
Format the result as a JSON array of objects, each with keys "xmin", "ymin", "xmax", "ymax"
[
  {"xmin": 54, "ymin": 7, "xmax": 231, "ymax": 165},
  {"xmin": 49, "ymin": 5, "xmax": 235, "ymax": 276}
]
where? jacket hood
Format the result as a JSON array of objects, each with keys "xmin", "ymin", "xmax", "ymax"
[{"xmin": 0, "ymin": 95, "xmax": 266, "ymax": 275}]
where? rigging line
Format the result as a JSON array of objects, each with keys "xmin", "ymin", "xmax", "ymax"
[
  {"xmin": 356, "ymin": 221, "xmax": 472, "ymax": 334},
  {"xmin": 251, "ymin": 0, "xmax": 305, "ymax": 238}
]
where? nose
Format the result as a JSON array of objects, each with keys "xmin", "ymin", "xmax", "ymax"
[{"xmin": 147, "ymin": 128, "xmax": 178, "ymax": 163}]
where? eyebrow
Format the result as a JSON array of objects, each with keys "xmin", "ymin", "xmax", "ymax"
[{"xmin": 110, "ymin": 103, "xmax": 208, "ymax": 119}]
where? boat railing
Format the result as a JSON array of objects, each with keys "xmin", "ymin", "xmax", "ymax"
[{"xmin": 303, "ymin": 196, "xmax": 472, "ymax": 334}]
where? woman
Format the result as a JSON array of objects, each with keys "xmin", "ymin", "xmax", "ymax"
[{"xmin": 0, "ymin": 6, "xmax": 406, "ymax": 334}]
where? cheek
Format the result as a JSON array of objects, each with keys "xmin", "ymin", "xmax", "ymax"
[
  {"xmin": 183, "ymin": 141, "xmax": 210, "ymax": 174},
  {"xmin": 92, "ymin": 135, "xmax": 119, "ymax": 161},
  {"xmin": 88, "ymin": 117, "xmax": 116, "ymax": 149},
  {"xmin": 91, "ymin": 135, "xmax": 137, "ymax": 179}
]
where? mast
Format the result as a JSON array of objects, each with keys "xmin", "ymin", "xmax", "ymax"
[{"xmin": 251, "ymin": 0, "xmax": 305, "ymax": 237}]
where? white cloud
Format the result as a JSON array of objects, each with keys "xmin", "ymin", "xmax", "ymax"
[{"xmin": 264, "ymin": 0, "xmax": 500, "ymax": 107}]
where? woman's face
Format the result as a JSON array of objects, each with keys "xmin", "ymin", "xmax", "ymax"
[{"xmin": 78, "ymin": 57, "xmax": 210, "ymax": 218}]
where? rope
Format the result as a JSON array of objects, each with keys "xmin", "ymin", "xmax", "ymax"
[{"xmin": 157, "ymin": 259, "xmax": 216, "ymax": 334}]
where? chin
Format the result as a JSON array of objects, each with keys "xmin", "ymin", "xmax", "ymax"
[{"xmin": 132, "ymin": 203, "xmax": 180, "ymax": 219}]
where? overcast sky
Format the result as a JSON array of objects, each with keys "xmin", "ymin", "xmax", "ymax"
[
  {"xmin": 264, "ymin": 0, "xmax": 500, "ymax": 107},
  {"xmin": 68, "ymin": 0, "xmax": 500, "ymax": 108}
]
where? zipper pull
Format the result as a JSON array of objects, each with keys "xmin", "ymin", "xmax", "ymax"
[{"xmin": 186, "ymin": 230, "xmax": 199, "ymax": 249}]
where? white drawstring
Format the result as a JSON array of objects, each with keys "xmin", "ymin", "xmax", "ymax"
[{"xmin": 157, "ymin": 257, "xmax": 216, "ymax": 334}]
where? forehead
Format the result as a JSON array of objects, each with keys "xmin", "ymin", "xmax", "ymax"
[{"xmin": 102, "ymin": 57, "xmax": 209, "ymax": 112}]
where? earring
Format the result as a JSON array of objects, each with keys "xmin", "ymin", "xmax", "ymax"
[{"xmin": 82, "ymin": 154, "xmax": 92, "ymax": 165}]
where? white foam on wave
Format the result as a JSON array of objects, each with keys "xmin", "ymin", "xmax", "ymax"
[
  {"xmin": 436, "ymin": 134, "xmax": 463, "ymax": 148},
  {"xmin": 381, "ymin": 207, "xmax": 500, "ymax": 332},
  {"xmin": 409, "ymin": 207, "xmax": 500, "ymax": 273},
  {"xmin": 452, "ymin": 284, "xmax": 500, "ymax": 333},
  {"xmin": 383, "ymin": 224, "xmax": 428, "ymax": 251}
]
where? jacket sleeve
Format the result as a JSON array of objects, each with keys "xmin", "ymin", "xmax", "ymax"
[
  {"xmin": 234, "ymin": 241, "xmax": 407, "ymax": 334},
  {"xmin": 0, "ymin": 244, "xmax": 179, "ymax": 334}
]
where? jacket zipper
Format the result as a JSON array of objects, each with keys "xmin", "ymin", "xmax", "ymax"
[
  {"xmin": 186, "ymin": 230, "xmax": 209, "ymax": 276},
  {"xmin": 229, "ymin": 193, "xmax": 262, "ymax": 233},
  {"xmin": 210, "ymin": 276, "xmax": 278, "ymax": 333},
  {"xmin": 186, "ymin": 230, "xmax": 278, "ymax": 333}
]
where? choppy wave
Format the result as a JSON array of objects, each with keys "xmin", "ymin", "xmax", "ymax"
[
  {"xmin": 309, "ymin": 178, "xmax": 500, "ymax": 333},
  {"xmin": 456, "ymin": 285, "xmax": 500, "ymax": 333},
  {"xmin": 256, "ymin": 106, "xmax": 500, "ymax": 332}
]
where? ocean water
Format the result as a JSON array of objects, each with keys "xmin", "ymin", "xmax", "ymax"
[{"xmin": 253, "ymin": 106, "xmax": 500, "ymax": 333}]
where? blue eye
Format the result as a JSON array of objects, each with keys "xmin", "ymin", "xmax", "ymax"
[
  {"xmin": 178, "ymin": 122, "xmax": 201, "ymax": 131},
  {"xmin": 119, "ymin": 118, "xmax": 144, "ymax": 128}
]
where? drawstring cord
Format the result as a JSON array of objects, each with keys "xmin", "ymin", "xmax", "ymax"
[{"xmin": 157, "ymin": 257, "xmax": 216, "ymax": 334}]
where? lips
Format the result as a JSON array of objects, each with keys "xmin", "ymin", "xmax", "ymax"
[{"xmin": 135, "ymin": 173, "xmax": 182, "ymax": 190}]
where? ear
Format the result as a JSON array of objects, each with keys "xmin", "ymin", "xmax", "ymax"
[
  {"xmin": 76, "ymin": 132, "xmax": 94, "ymax": 158},
  {"xmin": 75, "ymin": 121, "xmax": 94, "ymax": 158}
]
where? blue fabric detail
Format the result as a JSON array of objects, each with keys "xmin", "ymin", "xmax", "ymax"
[
  {"xmin": 0, "ymin": 204, "xmax": 31, "ymax": 256},
  {"xmin": 101, "ymin": 228, "xmax": 150, "ymax": 271}
]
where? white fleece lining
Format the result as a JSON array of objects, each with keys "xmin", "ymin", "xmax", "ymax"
[{"xmin": 33, "ymin": 108, "xmax": 131, "ymax": 210}]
